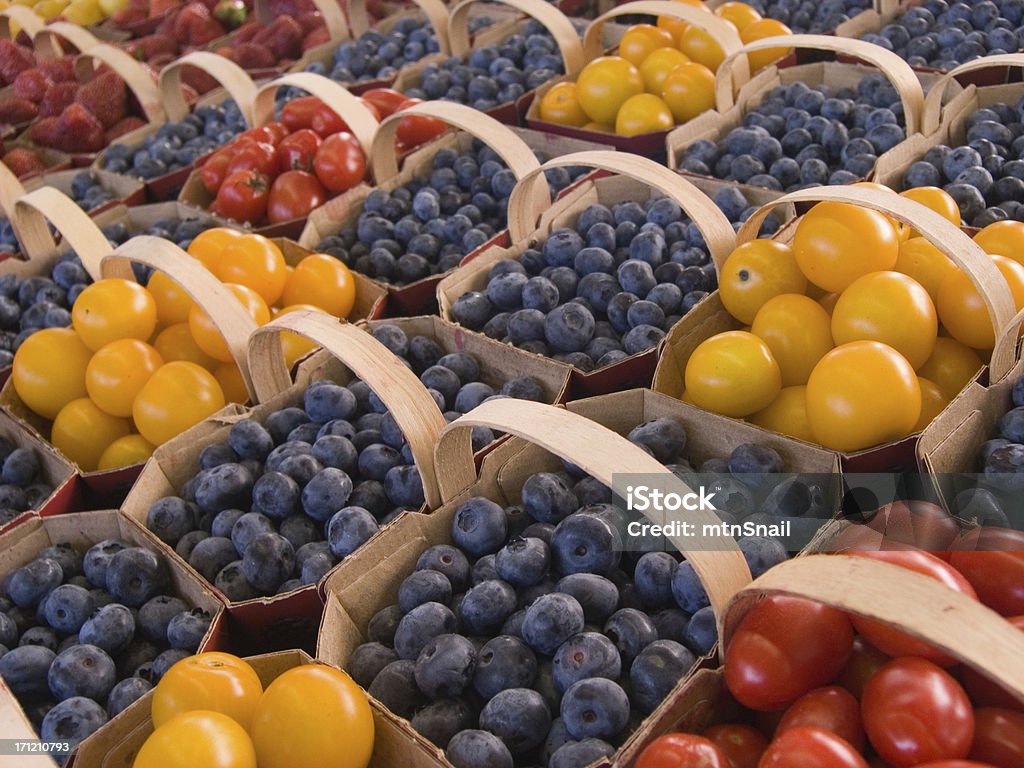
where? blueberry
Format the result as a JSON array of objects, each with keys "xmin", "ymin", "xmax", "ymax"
[
  {"xmin": 630, "ymin": 639, "xmax": 696, "ymax": 714},
  {"xmin": 137, "ymin": 595, "xmax": 188, "ymax": 643},
  {"xmin": 398, "ymin": 569, "xmax": 452, "ymax": 613},
  {"xmin": 167, "ymin": 608, "xmax": 211, "ymax": 651},
  {"xmin": 349, "ymin": 642, "xmax": 399, "ymax": 688},
  {"xmin": 326, "ymin": 506, "xmax": 379, "ymax": 558},
  {"xmin": 2, "ymin": 448, "xmax": 37, "ymax": 486},
  {"xmin": 192, "ymin": 463, "xmax": 254, "ymax": 515},
  {"xmin": 0, "ymin": 644, "xmax": 55, "ymax": 696},
  {"xmin": 369, "ymin": 659, "xmax": 427, "ymax": 718},
  {"xmin": 242, "ymin": 533, "xmax": 295, "ymax": 594},
  {"xmin": 146, "ymin": 498, "xmax": 197, "ymax": 546},
  {"xmin": 107, "ymin": 676, "xmax": 152, "ymax": 717},
  {"xmin": 603, "ymin": 607, "xmax": 657, "ymax": 666},
  {"xmin": 6, "ymin": 557, "xmax": 61, "ymax": 608},
  {"xmin": 452, "ymin": 497, "xmax": 508, "ymax": 556},
  {"xmin": 48, "ymin": 643, "xmax": 116, "ymax": 701},
  {"xmin": 480, "ymin": 687, "xmax": 551, "ymax": 754},
  {"xmin": 230, "ymin": 512, "xmax": 274, "ymax": 556},
  {"xmin": 473, "ymin": 634, "xmax": 538, "ymax": 700},
  {"xmin": 186, "ymin": 536, "xmax": 236, "ymax": 582},
  {"xmin": 451, "ymin": 291, "xmax": 494, "ymax": 331},
  {"xmin": 551, "ymin": 513, "xmax": 621, "ymax": 575},
  {"xmin": 368, "ymin": 604, "xmax": 403, "ymax": 645},
  {"xmin": 41, "ymin": 696, "xmax": 107, "ymax": 754},
  {"xmin": 394, "ymin": 602, "xmax": 457, "ymax": 660},
  {"xmin": 414, "ymin": 633, "xmax": 477, "ymax": 698},
  {"xmin": 460, "ymin": 580, "xmax": 518, "ymax": 635},
  {"xmin": 560, "ymin": 677, "xmax": 629, "ymax": 741},
  {"xmin": 628, "ymin": 418, "xmax": 687, "ymax": 463},
  {"xmin": 494, "ymin": 537, "xmax": 550, "ymax": 588},
  {"xmin": 42, "ymin": 584, "xmax": 94, "ymax": 635},
  {"xmin": 446, "ymin": 729, "xmax": 514, "ymax": 768},
  {"xmin": 521, "ymin": 593, "xmax": 585, "ymax": 655},
  {"xmin": 683, "ymin": 605, "xmax": 718, "ymax": 655},
  {"xmin": 416, "ymin": 545, "xmax": 470, "ymax": 592}
]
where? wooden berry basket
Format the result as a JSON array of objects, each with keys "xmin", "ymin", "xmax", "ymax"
[
  {"xmin": 526, "ymin": 1, "xmax": 749, "ymax": 157},
  {"xmin": 652, "ymin": 185, "xmax": 1017, "ymax": 473}
]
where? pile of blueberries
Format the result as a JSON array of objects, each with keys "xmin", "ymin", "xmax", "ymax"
[
  {"xmin": 861, "ymin": 0, "xmax": 1024, "ymax": 71},
  {"xmin": 677, "ymin": 75, "xmax": 907, "ymax": 192},
  {"xmin": 68, "ymin": 171, "xmax": 116, "ymax": 213},
  {"xmin": 345, "ymin": 421, "xmax": 793, "ymax": 768},
  {"xmin": 447, "ymin": 188, "xmax": 780, "ymax": 372},
  {"xmin": 101, "ymin": 99, "xmax": 247, "ymax": 182},
  {"xmin": 974, "ymin": 375, "xmax": 1024, "ymax": 515},
  {"xmin": 402, "ymin": 20, "xmax": 578, "ymax": 112},
  {"xmin": 315, "ymin": 143, "xmax": 587, "ymax": 286},
  {"xmin": 0, "ymin": 443, "xmax": 55, "ymax": 526},
  {"xmin": 744, "ymin": 0, "xmax": 872, "ymax": 33},
  {"xmin": 145, "ymin": 332, "xmax": 548, "ymax": 601},
  {"xmin": 0, "ymin": 538, "xmax": 214, "ymax": 762},
  {"xmin": 901, "ymin": 99, "xmax": 1024, "ymax": 227}
]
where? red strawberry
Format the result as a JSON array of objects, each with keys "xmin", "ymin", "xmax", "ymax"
[
  {"xmin": 0, "ymin": 41, "xmax": 36, "ymax": 87},
  {"xmin": 302, "ymin": 27, "xmax": 329, "ymax": 51},
  {"xmin": 2, "ymin": 148, "xmax": 45, "ymax": 178},
  {"xmin": 265, "ymin": 16, "xmax": 303, "ymax": 60},
  {"xmin": 234, "ymin": 20, "xmax": 262, "ymax": 44},
  {"xmin": 112, "ymin": 7, "xmax": 147, "ymax": 25},
  {"xmin": 37, "ymin": 57, "xmax": 76, "ymax": 83},
  {"xmin": 0, "ymin": 98, "xmax": 37, "ymax": 124},
  {"xmin": 12, "ymin": 69, "xmax": 52, "ymax": 103},
  {"xmin": 174, "ymin": 3, "xmax": 224, "ymax": 47},
  {"xmin": 55, "ymin": 104, "xmax": 106, "ymax": 153},
  {"xmin": 183, "ymin": 68, "xmax": 220, "ymax": 95},
  {"xmin": 151, "ymin": 0, "xmax": 182, "ymax": 14},
  {"xmin": 295, "ymin": 11, "xmax": 323, "ymax": 34},
  {"xmin": 105, "ymin": 116, "xmax": 146, "ymax": 143},
  {"xmin": 141, "ymin": 33, "xmax": 179, "ymax": 59},
  {"xmin": 75, "ymin": 71, "xmax": 127, "ymax": 129},
  {"xmin": 29, "ymin": 116, "xmax": 60, "ymax": 146},
  {"xmin": 233, "ymin": 42, "xmax": 276, "ymax": 69},
  {"xmin": 39, "ymin": 82, "xmax": 78, "ymax": 118}
]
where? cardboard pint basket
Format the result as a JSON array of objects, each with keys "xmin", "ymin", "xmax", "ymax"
[
  {"xmin": 526, "ymin": 1, "xmax": 749, "ymax": 157},
  {"xmin": 652, "ymin": 184, "xmax": 1018, "ymax": 473},
  {"xmin": 178, "ymin": 71, "xmax": 380, "ymax": 240},
  {"xmin": 317, "ymin": 399, "xmax": 753, "ymax": 765},
  {"xmin": 666, "ymin": 34, "xmax": 930, "ymax": 199},
  {"xmin": 615, "ymin": 552, "xmax": 1024, "ymax": 766},
  {"xmin": 94, "ymin": 52, "xmax": 261, "ymax": 203},
  {"xmin": 0, "ymin": 510, "xmax": 225, "ymax": 768},
  {"xmin": 393, "ymin": 0, "xmax": 586, "ymax": 126},
  {"xmin": 437, "ymin": 149, "xmax": 739, "ymax": 397},
  {"xmin": 0, "ymin": 408, "xmax": 77, "ymax": 533}
]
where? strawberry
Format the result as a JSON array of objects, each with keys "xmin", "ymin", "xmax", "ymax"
[
  {"xmin": 174, "ymin": 3, "xmax": 225, "ymax": 47},
  {"xmin": 183, "ymin": 68, "xmax": 220, "ymax": 95},
  {"xmin": 0, "ymin": 41, "xmax": 36, "ymax": 87},
  {"xmin": 39, "ymin": 82, "xmax": 78, "ymax": 118},
  {"xmin": 233, "ymin": 42, "xmax": 276, "ymax": 69},
  {"xmin": 265, "ymin": 16, "xmax": 303, "ymax": 60},
  {"xmin": 112, "ymin": 7, "xmax": 147, "ymax": 25},
  {"xmin": 54, "ymin": 104, "xmax": 106, "ymax": 153},
  {"xmin": 29, "ymin": 116, "xmax": 60, "ymax": 146},
  {"xmin": 105, "ymin": 116, "xmax": 146, "ymax": 143},
  {"xmin": 234, "ymin": 20, "xmax": 262, "ymax": 44},
  {"xmin": 75, "ymin": 71, "xmax": 127, "ymax": 129},
  {"xmin": 37, "ymin": 57, "xmax": 76, "ymax": 83},
  {"xmin": 151, "ymin": 0, "xmax": 182, "ymax": 14},
  {"xmin": 11, "ymin": 69, "xmax": 51, "ymax": 103},
  {"xmin": 2, "ymin": 148, "xmax": 45, "ymax": 178},
  {"xmin": 129, "ymin": 34, "xmax": 179, "ymax": 62},
  {"xmin": 0, "ymin": 98, "xmax": 38, "ymax": 124},
  {"xmin": 302, "ymin": 27, "xmax": 329, "ymax": 52},
  {"xmin": 295, "ymin": 11, "xmax": 323, "ymax": 34}
]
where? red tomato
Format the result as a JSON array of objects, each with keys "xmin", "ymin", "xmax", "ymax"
[
  {"xmin": 847, "ymin": 549, "xmax": 977, "ymax": 666},
  {"xmin": 201, "ymin": 150, "xmax": 231, "ymax": 195},
  {"xmin": 310, "ymin": 103, "xmax": 349, "ymax": 137},
  {"xmin": 862, "ymin": 657, "xmax": 974, "ymax": 767},
  {"xmin": 703, "ymin": 724, "xmax": 768, "ymax": 768},
  {"xmin": 266, "ymin": 171, "xmax": 327, "ymax": 224},
  {"xmin": 276, "ymin": 129, "xmax": 321, "ymax": 174},
  {"xmin": 949, "ymin": 528, "xmax": 1024, "ymax": 617},
  {"xmin": 261, "ymin": 121, "xmax": 289, "ymax": 146},
  {"xmin": 837, "ymin": 636, "xmax": 890, "ymax": 700},
  {"xmin": 226, "ymin": 141, "xmax": 278, "ymax": 180},
  {"xmin": 913, "ymin": 763, "xmax": 1001, "ymax": 768},
  {"xmin": 313, "ymin": 132, "xmax": 366, "ymax": 194},
  {"xmin": 759, "ymin": 727, "xmax": 869, "ymax": 768},
  {"xmin": 281, "ymin": 96, "xmax": 321, "ymax": 132},
  {"xmin": 725, "ymin": 596, "xmax": 854, "ymax": 712},
  {"xmin": 238, "ymin": 124, "xmax": 286, "ymax": 146},
  {"xmin": 968, "ymin": 708, "xmax": 1024, "ymax": 768},
  {"xmin": 395, "ymin": 97, "xmax": 449, "ymax": 148},
  {"xmin": 635, "ymin": 733, "xmax": 731, "ymax": 768},
  {"xmin": 360, "ymin": 88, "xmax": 406, "ymax": 118},
  {"xmin": 777, "ymin": 686, "xmax": 865, "ymax": 752},
  {"xmin": 959, "ymin": 662, "xmax": 1024, "ymax": 713},
  {"xmin": 831, "ymin": 502, "xmax": 959, "ymax": 557},
  {"xmin": 213, "ymin": 170, "xmax": 271, "ymax": 224}
]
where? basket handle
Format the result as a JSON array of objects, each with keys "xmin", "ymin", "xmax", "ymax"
[
  {"xmin": 33, "ymin": 21, "xmax": 101, "ymax": 60},
  {"xmin": 0, "ymin": 160, "xmax": 27, "ymax": 220},
  {"xmin": 74, "ymin": 44, "xmax": 165, "ymax": 124},
  {"xmin": 921, "ymin": 53, "xmax": 1024, "ymax": 135},
  {"xmin": 448, "ymin": 0, "xmax": 585, "ymax": 77},
  {"xmin": 252, "ymin": 0, "xmax": 349, "ymax": 42},
  {"xmin": 160, "ymin": 52, "xmax": 259, "ymax": 126},
  {"xmin": 723, "ymin": 554, "xmax": 1024, "ymax": 703},
  {"xmin": 247, "ymin": 310, "xmax": 448, "ymax": 509},
  {"xmin": 10, "ymin": 187, "xmax": 112, "ymax": 280},
  {"xmin": 736, "ymin": 185, "xmax": 1017, "ymax": 376},
  {"xmin": 435, "ymin": 398, "xmax": 752, "ymax": 642},
  {"xmin": 253, "ymin": 73, "xmax": 379, "ymax": 156},
  {"xmin": 716, "ymin": 34, "xmax": 924, "ymax": 134},
  {"xmin": 585, "ymin": 1, "xmax": 747, "ymax": 86},
  {"xmin": 507, "ymin": 150, "xmax": 736, "ymax": 268},
  {"xmin": 102, "ymin": 236, "xmax": 260, "ymax": 401},
  {"xmin": 991, "ymin": 305, "xmax": 1024, "ymax": 385},
  {"xmin": 347, "ymin": 0, "xmax": 451, "ymax": 55},
  {"xmin": 371, "ymin": 101, "xmax": 549, "ymax": 217},
  {"xmin": 0, "ymin": 6, "xmax": 45, "ymax": 40}
]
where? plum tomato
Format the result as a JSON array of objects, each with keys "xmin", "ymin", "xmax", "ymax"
[
  {"xmin": 281, "ymin": 253, "xmax": 356, "ymax": 318},
  {"xmin": 71, "ymin": 278, "xmax": 158, "ymax": 352},
  {"xmin": 895, "ymin": 238, "xmax": 955, "ymax": 305},
  {"xmin": 974, "ymin": 220, "xmax": 1024, "ymax": 267},
  {"xmin": 576, "ymin": 56, "xmax": 645, "ymax": 125},
  {"xmin": 967, "ymin": 708, "xmax": 1024, "ymax": 768},
  {"xmin": 635, "ymin": 733, "xmax": 731, "ymax": 768},
  {"xmin": 85, "ymin": 339, "xmax": 164, "ymax": 419},
  {"xmin": 310, "ymin": 102, "xmax": 350, "ymax": 137},
  {"xmin": 189, "ymin": 283, "xmax": 270, "ymax": 363},
  {"xmin": 615, "ymin": 93, "xmax": 674, "ymax": 136},
  {"xmin": 12, "ymin": 327, "xmax": 92, "ymax": 420},
  {"xmin": 776, "ymin": 686, "xmax": 864, "ymax": 752},
  {"xmin": 618, "ymin": 24, "xmax": 675, "ymax": 67},
  {"xmin": 133, "ymin": 710, "xmax": 256, "ymax": 768},
  {"xmin": 360, "ymin": 88, "xmax": 407, "ymax": 119},
  {"xmin": 724, "ymin": 595, "xmax": 854, "ymax": 712},
  {"xmin": 538, "ymin": 82, "xmax": 589, "ymax": 127},
  {"xmin": 714, "ymin": 1, "xmax": 762, "ymax": 31},
  {"xmin": 148, "ymin": 271, "xmax": 195, "ymax": 327},
  {"xmin": 702, "ymin": 724, "xmax": 768, "ymax": 768},
  {"xmin": 679, "ymin": 25, "xmax": 726, "ymax": 71},
  {"xmin": 937, "ymin": 256, "xmax": 1024, "ymax": 350},
  {"xmin": 281, "ymin": 96, "xmax": 322, "ymax": 132},
  {"xmin": 277, "ymin": 129, "xmax": 322, "ymax": 174},
  {"xmin": 267, "ymin": 171, "xmax": 328, "ymax": 225},
  {"xmin": 750, "ymin": 385, "xmax": 815, "ymax": 443},
  {"xmin": 152, "ymin": 652, "xmax": 264, "ymax": 730},
  {"xmin": 719, "ymin": 240, "xmax": 807, "ymax": 325},
  {"xmin": 916, "ymin": 336, "xmax": 983, "ymax": 401},
  {"xmin": 187, "ymin": 227, "xmax": 245, "ymax": 273},
  {"xmin": 837, "ymin": 636, "xmax": 890, "ymax": 700},
  {"xmin": 862, "ymin": 658, "xmax": 974, "ymax": 767},
  {"xmin": 313, "ymin": 132, "xmax": 366, "ymax": 195},
  {"xmin": 638, "ymin": 47, "xmax": 690, "ymax": 95},
  {"xmin": 739, "ymin": 19, "xmax": 794, "ymax": 72},
  {"xmin": 51, "ymin": 398, "xmax": 131, "ymax": 472},
  {"xmin": 154, "ymin": 323, "xmax": 218, "ymax": 371},
  {"xmin": 950, "ymin": 528, "xmax": 1024, "ymax": 617},
  {"xmin": 759, "ymin": 727, "xmax": 869, "ymax": 768},
  {"xmin": 684, "ymin": 330, "xmax": 782, "ymax": 418},
  {"xmin": 215, "ymin": 362, "xmax": 249, "ymax": 405},
  {"xmin": 226, "ymin": 141, "xmax": 278, "ymax": 180},
  {"xmin": 201, "ymin": 150, "xmax": 232, "ymax": 195},
  {"xmin": 97, "ymin": 433, "xmax": 155, "ymax": 471},
  {"xmin": 394, "ymin": 98, "xmax": 449, "ymax": 148},
  {"xmin": 750, "ymin": 294, "xmax": 833, "ymax": 387},
  {"xmin": 216, "ymin": 234, "xmax": 288, "ymax": 306},
  {"xmin": 132, "ymin": 361, "xmax": 226, "ymax": 446},
  {"xmin": 662, "ymin": 62, "xmax": 716, "ymax": 124},
  {"xmin": 213, "ymin": 169, "xmax": 271, "ymax": 225}
]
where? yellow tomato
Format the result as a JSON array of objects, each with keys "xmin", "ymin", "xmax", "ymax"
[
  {"xmin": 97, "ymin": 434, "xmax": 155, "ymax": 471},
  {"xmin": 679, "ymin": 24, "xmax": 727, "ymax": 71},
  {"xmin": 250, "ymin": 665, "xmax": 374, "ymax": 768},
  {"xmin": 917, "ymin": 336, "xmax": 983, "ymax": 400},
  {"xmin": 189, "ymin": 283, "xmax": 271, "ymax": 364},
  {"xmin": 281, "ymin": 254, "xmax": 357, "ymax": 318},
  {"xmin": 806, "ymin": 341, "xmax": 921, "ymax": 452},
  {"xmin": 583, "ymin": 121, "xmax": 614, "ymax": 132},
  {"xmin": 71, "ymin": 279, "xmax": 158, "ymax": 352},
  {"xmin": 154, "ymin": 323, "xmax": 218, "ymax": 370},
  {"xmin": 538, "ymin": 82, "xmax": 589, "ymax": 127},
  {"xmin": 576, "ymin": 56, "xmax": 645, "ymax": 125},
  {"xmin": 216, "ymin": 234, "xmax": 288, "ymax": 306},
  {"xmin": 937, "ymin": 256, "xmax": 1024, "ymax": 350},
  {"xmin": 719, "ymin": 239, "xmax": 808, "ymax": 324},
  {"xmin": 974, "ymin": 220, "xmax": 1024, "ymax": 267},
  {"xmin": 12, "ymin": 327, "xmax": 91, "ymax": 420},
  {"xmin": 132, "ymin": 710, "xmax": 256, "ymax": 768},
  {"xmin": 749, "ymin": 385, "xmax": 815, "ymax": 443},
  {"xmin": 187, "ymin": 227, "xmax": 245, "ymax": 273},
  {"xmin": 615, "ymin": 93, "xmax": 674, "ymax": 136},
  {"xmin": 831, "ymin": 271, "xmax": 938, "ymax": 369},
  {"xmin": 792, "ymin": 202, "xmax": 900, "ymax": 293},
  {"xmin": 51, "ymin": 398, "xmax": 131, "ymax": 472},
  {"xmin": 894, "ymin": 237, "xmax": 954, "ymax": 305},
  {"xmin": 618, "ymin": 24, "xmax": 675, "ymax": 66},
  {"xmin": 85, "ymin": 339, "xmax": 164, "ymax": 418},
  {"xmin": 740, "ymin": 18, "xmax": 793, "ymax": 72},
  {"xmin": 750, "ymin": 293, "xmax": 834, "ymax": 386},
  {"xmin": 657, "ymin": 14, "xmax": 690, "ymax": 46},
  {"xmin": 214, "ymin": 362, "xmax": 250, "ymax": 405},
  {"xmin": 914, "ymin": 377, "xmax": 949, "ymax": 432},
  {"xmin": 639, "ymin": 47, "xmax": 690, "ymax": 94},
  {"xmin": 153, "ymin": 653, "xmax": 264, "ymax": 730},
  {"xmin": 661, "ymin": 61, "xmax": 716, "ymax": 123},
  {"xmin": 684, "ymin": 330, "xmax": 782, "ymax": 417},
  {"xmin": 148, "ymin": 272, "xmax": 194, "ymax": 327},
  {"xmin": 133, "ymin": 361, "xmax": 226, "ymax": 446},
  {"xmin": 275, "ymin": 304, "xmax": 323, "ymax": 367},
  {"xmin": 714, "ymin": 1, "xmax": 762, "ymax": 31},
  {"xmin": 898, "ymin": 187, "xmax": 961, "ymax": 239}
]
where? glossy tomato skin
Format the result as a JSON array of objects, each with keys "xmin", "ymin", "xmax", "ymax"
[
  {"xmin": 152, "ymin": 652, "xmax": 264, "ymax": 730},
  {"xmin": 847, "ymin": 550, "xmax": 976, "ymax": 666},
  {"xmin": 862, "ymin": 657, "xmax": 974, "ymax": 768},
  {"xmin": 395, "ymin": 98, "xmax": 449, "ymax": 148},
  {"xmin": 635, "ymin": 733, "xmax": 731, "ymax": 768},
  {"xmin": 226, "ymin": 141, "xmax": 278, "ymax": 179},
  {"xmin": 758, "ymin": 727, "xmax": 869, "ymax": 768},
  {"xmin": 313, "ymin": 132, "xmax": 366, "ymax": 194},
  {"xmin": 214, "ymin": 170, "xmax": 271, "ymax": 224},
  {"xmin": 725, "ymin": 596, "xmax": 854, "ymax": 712},
  {"xmin": 949, "ymin": 528, "xmax": 1024, "ymax": 617},
  {"xmin": 281, "ymin": 96, "xmax": 321, "ymax": 132},
  {"xmin": 311, "ymin": 103, "xmax": 351, "ymax": 137},
  {"xmin": 967, "ymin": 708, "xmax": 1024, "ymax": 768},
  {"xmin": 201, "ymin": 150, "xmax": 232, "ymax": 194},
  {"xmin": 702, "ymin": 724, "xmax": 768, "ymax": 768},
  {"xmin": 360, "ymin": 88, "xmax": 406, "ymax": 118},
  {"xmin": 776, "ymin": 686, "xmax": 865, "ymax": 752},
  {"xmin": 133, "ymin": 710, "xmax": 257, "ymax": 768},
  {"xmin": 267, "ymin": 171, "xmax": 328, "ymax": 224},
  {"xmin": 277, "ymin": 129, "xmax": 321, "ymax": 174},
  {"xmin": 913, "ymin": 762, "xmax": 1002, "ymax": 768}
]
